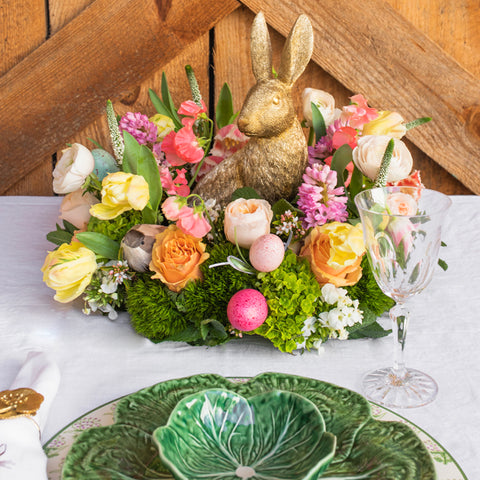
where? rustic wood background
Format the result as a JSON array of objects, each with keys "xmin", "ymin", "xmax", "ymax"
[{"xmin": 1, "ymin": 0, "xmax": 478, "ymax": 196}]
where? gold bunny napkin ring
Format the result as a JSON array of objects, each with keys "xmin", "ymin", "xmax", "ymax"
[{"xmin": 0, "ymin": 388, "xmax": 44, "ymax": 421}]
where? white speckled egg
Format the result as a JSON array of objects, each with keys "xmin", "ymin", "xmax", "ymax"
[
  {"xmin": 227, "ymin": 289, "xmax": 268, "ymax": 332},
  {"xmin": 249, "ymin": 234, "xmax": 285, "ymax": 272}
]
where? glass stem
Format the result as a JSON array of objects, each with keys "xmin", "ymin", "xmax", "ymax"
[{"xmin": 390, "ymin": 302, "xmax": 409, "ymax": 379}]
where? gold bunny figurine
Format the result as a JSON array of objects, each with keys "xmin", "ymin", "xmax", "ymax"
[{"xmin": 194, "ymin": 12, "xmax": 314, "ymax": 206}]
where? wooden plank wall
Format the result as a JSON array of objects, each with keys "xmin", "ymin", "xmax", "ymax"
[{"xmin": 1, "ymin": 0, "xmax": 477, "ymax": 195}]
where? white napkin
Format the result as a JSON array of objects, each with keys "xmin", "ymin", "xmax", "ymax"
[{"xmin": 0, "ymin": 351, "xmax": 60, "ymax": 479}]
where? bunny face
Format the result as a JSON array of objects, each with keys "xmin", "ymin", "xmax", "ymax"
[{"xmin": 238, "ymin": 80, "xmax": 295, "ymax": 138}]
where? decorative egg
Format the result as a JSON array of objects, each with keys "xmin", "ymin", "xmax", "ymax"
[
  {"xmin": 249, "ymin": 234, "xmax": 285, "ymax": 272},
  {"xmin": 227, "ymin": 289, "xmax": 268, "ymax": 332},
  {"xmin": 92, "ymin": 149, "xmax": 119, "ymax": 181}
]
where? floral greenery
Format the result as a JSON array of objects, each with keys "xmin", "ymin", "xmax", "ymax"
[
  {"xmin": 87, "ymin": 210, "xmax": 144, "ymax": 243},
  {"xmin": 254, "ymin": 250, "xmax": 323, "ymax": 353}
]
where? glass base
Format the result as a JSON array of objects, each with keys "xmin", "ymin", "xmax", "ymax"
[{"xmin": 362, "ymin": 367, "xmax": 438, "ymax": 408}]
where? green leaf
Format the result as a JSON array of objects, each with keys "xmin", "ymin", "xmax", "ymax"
[
  {"xmin": 137, "ymin": 144, "xmax": 162, "ymax": 214},
  {"xmin": 163, "ymin": 326, "xmax": 201, "ymax": 343},
  {"xmin": 46, "ymin": 230, "xmax": 74, "ymax": 247},
  {"xmin": 161, "ymin": 72, "xmax": 182, "ymax": 129},
  {"xmin": 405, "ymin": 116, "xmax": 431, "ymax": 130},
  {"xmin": 311, "ymin": 102, "xmax": 326, "ymax": 142},
  {"xmin": 331, "ymin": 144, "xmax": 353, "ymax": 188},
  {"xmin": 62, "ymin": 220, "xmax": 79, "ymax": 234},
  {"xmin": 216, "ymin": 83, "xmax": 235, "ymax": 129},
  {"xmin": 122, "ymin": 132, "xmax": 142, "ymax": 174},
  {"xmin": 148, "ymin": 88, "xmax": 178, "ymax": 125},
  {"xmin": 348, "ymin": 320, "xmax": 391, "ymax": 339},
  {"xmin": 231, "ymin": 187, "xmax": 262, "ymax": 201},
  {"xmin": 438, "ymin": 258, "xmax": 448, "ymax": 271},
  {"xmin": 272, "ymin": 198, "xmax": 302, "ymax": 218},
  {"xmin": 76, "ymin": 232, "xmax": 120, "ymax": 260}
]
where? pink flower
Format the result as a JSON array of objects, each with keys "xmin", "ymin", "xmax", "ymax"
[
  {"xmin": 119, "ymin": 112, "xmax": 158, "ymax": 145},
  {"xmin": 297, "ymin": 164, "xmax": 348, "ymax": 229},
  {"xmin": 161, "ymin": 122, "xmax": 204, "ymax": 166},
  {"xmin": 332, "ymin": 126, "xmax": 358, "ymax": 150},
  {"xmin": 160, "ymin": 167, "xmax": 190, "ymax": 196},
  {"xmin": 176, "ymin": 207, "xmax": 211, "ymax": 238},
  {"xmin": 178, "ymin": 100, "xmax": 207, "ymax": 118},
  {"xmin": 198, "ymin": 124, "xmax": 249, "ymax": 179},
  {"xmin": 162, "ymin": 196, "xmax": 188, "ymax": 221},
  {"xmin": 341, "ymin": 94, "xmax": 378, "ymax": 130}
]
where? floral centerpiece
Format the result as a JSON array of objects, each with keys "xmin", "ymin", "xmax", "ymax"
[{"xmin": 42, "ymin": 67, "xmax": 431, "ymax": 353}]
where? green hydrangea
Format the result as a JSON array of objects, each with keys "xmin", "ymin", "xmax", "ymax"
[
  {"xmin": 255, "ymin": 250, "xmax": 322, "ymax": 353},
  {"xmin": 87, "ymin": 210, "xmax": 144, "ymax": 243}
]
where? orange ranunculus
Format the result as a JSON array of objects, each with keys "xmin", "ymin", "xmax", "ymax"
[
  {"xmin": 300, "ymin": 222, "xmax": 365, "ymax": 287},
  {"xmin": 149, "ymin": 225, "xmax": 209, "ymax": 292}
]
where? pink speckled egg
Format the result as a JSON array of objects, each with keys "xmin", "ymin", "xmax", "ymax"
[
  {"xmin": 227, "ymin": 289, "xmax": 268, "ymax": 331},
  {"xmin": 249, "ymin": 234, "xmax": 285, "ymax": 272}
]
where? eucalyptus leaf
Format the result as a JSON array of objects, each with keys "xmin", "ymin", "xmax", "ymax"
[
  {"xmin": 216, "ymin": 83, "xmax": 235, "ymax": 129},
  {"xmin": 154, "ymin": 389, "xmax": 336, "ymax": 480},
  {"xmin": 75, "ymin": 232, "xmax": 120, "ymax": 260},
  {"xmin": 62, "ymin": 219, "xmax": 79, "ymax": 234}
]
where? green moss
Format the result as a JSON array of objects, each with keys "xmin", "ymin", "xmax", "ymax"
[
  {"xmin": 87, "ymin": 210, "xmax": 144, "ymax": 242},
  {"xmin": 255, "ymin": 250, "xmax": 322, "ymax": 353},
  {"xmin": 126, "ymin": 274, "xmax": 187, "ymax": 342}
]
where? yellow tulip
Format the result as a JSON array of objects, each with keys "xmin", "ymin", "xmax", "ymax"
[
  {"xmin": 150, "ymin": 113, "xmax": 175, "ymax": 141},
  {"xmin": 90, "ymin": 172, "xmax": 149, "ymax": 220},
  {"xmin": 362, "ymin": 111, "xmax": 406, "ymax": 139},
  {"xmin": 41, "ymin": 242, "xmax": 97, "ymax": 303}
]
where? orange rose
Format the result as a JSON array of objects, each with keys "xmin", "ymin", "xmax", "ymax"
[
  {"xmin": 300, "ymin": 222, "xmax": 365, "ymax": 287},
  {"xmin": 149, "ymin": 225, "xmax": 209, "ymax": 292}
]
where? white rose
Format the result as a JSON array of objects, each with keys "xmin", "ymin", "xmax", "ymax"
[
  {"xmin": 302, "ymin": 88, "xmax": 338, "ymax": 127},
  {"xmin": 224, "ymin": 198, "xmax": 273, "ymax": 249},
  {"xmin": 59, "ymin": 188, "xmax": 99, "ymax": 230},
  {"xmin": 53, "ymin": 143, "xmax": 95, "ymax": 194},
  {"xmin": 352, "ymin": 135, "xmax": 413, "ymax": 182}
]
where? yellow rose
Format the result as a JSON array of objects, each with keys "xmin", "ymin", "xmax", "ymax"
[
  {"xmin": 150, "ymin": 113, "xmax": 175, "ymax": 141},
  {"xmin": 362, "ymin": 111, "xmax": 406, "ymax": 138},
  {"xmin": 90, "ymin": 171, "xmax": 149, "ymax": 220},
  {"xmin": 300, "ymin": 222, "xmax": 365, "ymax": 287},
  {"xmin": 149, "ymin": 225, "xmax": 209, "ymax": 292},
  {"xmin": 41, "ymin": 242, "xmax": 97, "ymax": 303},
  {"xmin": 224, "ymin": 198, "xmax": 273, "ymax": 249}
]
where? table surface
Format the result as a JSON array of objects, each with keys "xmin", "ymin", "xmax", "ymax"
[{"xmin": 0, "ymin": 195, "xmax": 479, "ymax": 479}]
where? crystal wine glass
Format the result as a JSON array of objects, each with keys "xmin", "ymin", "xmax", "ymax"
[{"xmin": 354, "ymin": 186, "xmax": 451, "ymax": 408}]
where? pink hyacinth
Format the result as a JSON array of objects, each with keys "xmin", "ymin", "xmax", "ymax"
[
  {"xmin": 297, "ymin": 164, "xmax": 348, "ymax": 229},
  {"xmin": 119, "ymin": 112, "xmax": 158, "ymax": 145}
]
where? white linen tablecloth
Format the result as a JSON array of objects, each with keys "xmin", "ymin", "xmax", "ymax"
[{"xmin": 0, "ymin": 195, "xmax": 479, "ymax": 479}]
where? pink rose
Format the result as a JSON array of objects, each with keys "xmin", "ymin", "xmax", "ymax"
[{"xmin": 59, "ymin": 189, "xmax": 99, "ymax": 230}]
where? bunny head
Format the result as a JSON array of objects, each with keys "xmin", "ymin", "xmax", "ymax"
[{"xmin": 237, "ymin": 12, "xmax": 314, "ymax": 138}]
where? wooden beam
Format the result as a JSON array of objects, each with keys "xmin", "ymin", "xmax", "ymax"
[
  {"xmin": 0, "ymin": 0, "xmax": 239, "ymax": 194},
  {"xmin": 241, "ymin": 0, "xmax": 480, "ymax": 194}
]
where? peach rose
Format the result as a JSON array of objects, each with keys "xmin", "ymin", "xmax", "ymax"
[
  {"xmin": 300, "ymin": 222, "xmax": 365, "ymax": 287},
  {"xmin": 59, "ymin": 189, "xmax": 99, "ymax": 230},
  {"xmin": 149, "ymin": 225, "xmax": 209, "ymax": 292},
  {"xmin": 224, "ymin": 198, "xmax": 273, "ymax": 249}
]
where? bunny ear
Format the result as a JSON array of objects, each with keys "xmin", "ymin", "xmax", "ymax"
[
  {"xmin": 250, "ymin": 12, "xmax": 273, "ymax": 81},
  {"xmin": 277, "ymin": 14, "xmax": 314, "ymax": 86}
]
